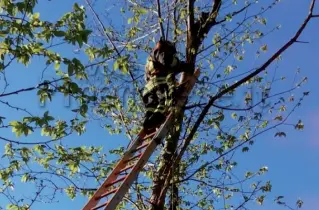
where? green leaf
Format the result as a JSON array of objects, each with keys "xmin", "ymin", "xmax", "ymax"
[
  {"xmin": 138, "ymin": 8, "xmax": 148, "ymax": 15},
  {"xmin": 33, "ymin": 13, "xmax": 40, "ymax": 19},
  {"xmin": 296, "ymin": 199, "xmax": 303, "ymax": 208},
  {"xmin": 53, "ymin": 30, "xmax": 65, "ymax": 37},
  {"xmin": 245, "ymin": 171, "xmax": 253, "ymax": 178},
  {"xmin": 236, "ymin": 55, "xmax": 244, "ymax": 61},
  {"xmin": 54, "ymin": 62, "xmax": 60, "ymax": 70},
  {"xmin": 6, "ymin": 204, "xmax": 19, "ymax": 210},
  {"xmin": 261, "ymin": 120, "xmax": 268, "ymax": 128},
  {"xmin": 260, "ymin": 44, "xmax": 268, "ymax": 52},
  {"xmin": 210, "ymin": 63, "xmax": 215, "ymax": 70},
  {"xmin": 224, "ymin": 65, "xmax": 235, "ymax": 74},
  {"xmin": 242, "ymin": 147, "xmax": 249, "ymax": 152},
  {"xmin": 80, "ymin": 104, "xmax": 88, "ymax": 117},
  {"xmin": 34, "ymin": 145, "xmax": 45, "ymax": 154},
  {"xmin": 231, "ymin": 113, "xmax": 237, "ymax": 119},
  {"xmin": 274, "ymin": 115, "xmax": 283, "ymax": 121},
  {"xmin": 68, "ymin": 64, "xmax": 74, "ymax": 75},
  {"xmin": 275, "ymin": 132, "xmax": 286, "ymax": 137},
  {"xmin": 295, "ymin": 120, "xmax": 304, "ymax": 130},
  {"xmin": 226, "ymin": 14, "xmax": 232, "ymax": 21},
  {"xmin": 113, "ymin": 60, "xmax": 119, "ymax": 70},
  {"xmin": 256, "ymin": 195, "xmax": 265, "ymax": 205},
  {"xmin": 21, "ymin": 173, "xmax": 30, "ymax": 183},
  {"xmin": 65, "ymin": 186, "xmax": 76, "ymax": 199},
  {"xmin": 10, "ymin": 121, "xmax": 33, "ymax": 137},
  {"xmin": 4, "ymin": 143, "xmax": 14, "ymax": 157},
  {"xmin": 68, "ymin": 162, "xmax": 79, "ymax": 174}
]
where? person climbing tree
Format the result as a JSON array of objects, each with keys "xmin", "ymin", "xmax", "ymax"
[{"xmin": 142, "ymin": 38, "xmax": 192, "ymax": 132}]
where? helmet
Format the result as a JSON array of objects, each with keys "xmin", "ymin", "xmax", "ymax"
[
  {"xmin": 154, "ymin": 39, "xmax": 176, "ymax": 55},
  {"xmin": 152, "ymin": 39, "xmax": 176, "ymax": 66}
]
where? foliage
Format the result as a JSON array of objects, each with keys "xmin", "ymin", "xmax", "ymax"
[{"xmin": 0, "ymin": 0, "xmax": 316, "ymax": 209}]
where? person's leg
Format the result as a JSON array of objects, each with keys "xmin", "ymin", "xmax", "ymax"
[
  {"xmin": 153, "ymin": 84, "xmax": 169, "ymax": 125},
  {"xmin": 142, "ymin": 90, "xmax": 158, "ymax": 130}
]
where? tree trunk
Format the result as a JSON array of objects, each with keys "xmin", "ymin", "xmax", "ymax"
[
  {"xmin": 149, "ymin": 115, "xmax": 182, "ymax": 209},
  {"xmin": 149, "ymin": 1, "xmax": 222, "ymax": 208}
]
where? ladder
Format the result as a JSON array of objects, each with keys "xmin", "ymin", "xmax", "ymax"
[{"xmin": 83, "ymin": 69, "xmax": 200, "ymax": 210}]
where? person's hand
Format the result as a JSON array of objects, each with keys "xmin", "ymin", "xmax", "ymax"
[{"xmin": 183, "ymin": 81, "xmax": 192, "ymax": 91}]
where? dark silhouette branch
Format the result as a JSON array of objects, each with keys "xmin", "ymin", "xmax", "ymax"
[
  {"xmin": 85, "ymin": 0, "xmax": 143, "ymax": 99},
  {"xmin": 180, "ymin": 94, "xmax": 304, "ymax": 183},
  {"xmin": 156, "ymin": 0, "xmax": 165, "ymax": 39},
  {"xmin": 0, "ymin": 79, "xmax": 57, "ymax": 98},
  {"xmin": 215, "ymin": 3, "xmax": 252, "ymax": 25},
  {"xmin": 178, "ymin": 0, "xmax": 317, "ymax": 167}
]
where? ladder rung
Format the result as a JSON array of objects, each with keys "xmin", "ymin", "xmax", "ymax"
[
  {"xmin": 131, "ymin": 142, "xmax": 150, "ymax": 153},
  {"xmin": 116, "ymin": 164, "xmax": 135, "ymax": 175},
  {"xmin": 142, "ymin": 131, "xmax": 157, "ymax": 141},
  {"xmin": 97, "ymin": 188, "xmax": 119, "ymax": 200},
  {"xmin": 124, "ymin": 153, "xmax": 142, "ymax": 164},
  {"xmin": 104, "ymin": 176, "xmax": 127, "ymax": 188},
  {"xmin": 91, "ymin": 201, "xmax": 108, "ymax": 210}
]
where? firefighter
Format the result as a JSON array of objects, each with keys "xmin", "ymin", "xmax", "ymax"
[{"xmin": 142, "ymin": 39, "xmax": 192, "ymax": 132}]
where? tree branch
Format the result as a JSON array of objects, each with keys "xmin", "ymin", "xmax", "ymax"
[
  {"xmin": 172, "ymin": 0, "xmax": 317, "ymax": 194},
  {"xmin": 215, "ymin": 3, "xmax": 252, "ymax": 25},
  {"xmin": 156, "ymin": 0, "xmax": 165, "ymax": 39},
  {"xmin": 84, "ymin": 0, "xmax": 121, "ymax": 56},
  {"xmin": 187, "ymin": 0, "xmax": 195, "ymax": 36},
  {"xmin": 200, "ymin": 0, "xmax": 222, "ymax": 37},
  {"xmin": 182, "ymin": 96, "xmax": 303, "ymax": 182},
  {"xmin": 85, "ymin": 0, "xmax": 143, "ymax": 99},
  {"xmin": 0, "ymin": 79, "xmax": 59, "ymax": 98}
]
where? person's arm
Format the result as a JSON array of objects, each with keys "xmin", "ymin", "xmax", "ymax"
[
  {"xmin": 170, "ymin": 56, "xmax": 193, "ymax": 75},
  {"xmin": 144, "ymin": 57, "xmax": 152, "ymax": 82}
]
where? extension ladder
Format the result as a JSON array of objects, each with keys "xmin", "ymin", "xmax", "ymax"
[{"xmin": 82, "ymin": 69, "xmax": 200, "ymax": 210}]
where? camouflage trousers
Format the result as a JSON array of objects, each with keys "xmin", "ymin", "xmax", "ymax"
[{"xmin": 142, "ymin": 83, "xmax": 174, "ymax": 130}]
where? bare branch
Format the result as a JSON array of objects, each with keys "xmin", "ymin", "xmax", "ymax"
[
  {"xmin": 172, "ymin": 0, "xmax": 179, "ymax": 43},
  {"xmin": 215, "ymin": 3, "xmax": 252, "ymax": 25},
  {"xmin": 200, "ymin": 0, "xmax": 222, "ymax": 35},
  {"xmin": 0, "ymin": 100, "xmax": 33, "ymax": 116},
  {"xmin": 0, "ymin": 79, "xmax": 59, "ymax": 98},
  {"xmin": 84, "ymin": 0, "xmax": 121, "ymax": 56},
  {"xmin": 85, "ymin": 0, "xmax": 143, "ymax": 99},
  {"xmin": 156, "ymin": 0, "xmax": 165, "ymax": 39},
  {"xmin": 295, "ymin": 40, "xmax": 310, "ymax": 43},
  {"xmin": 187, "ymin": 0, "xmax": 195, "ymax": 36},
  {"xmin": 182, "ymin": 95, "xmax": 304, "ymax": 182},
  {"xmin": 174, "ymin": 0, "xmax": 317, "ymax": 190}
]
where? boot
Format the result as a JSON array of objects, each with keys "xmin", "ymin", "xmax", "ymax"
[
  {"xmin": 143, "ymin": 111, "xmax": 154, "ymax": 132},
  {"xmin": 151, "ymin": 112, "xmax": 166, "ymax": 127}
]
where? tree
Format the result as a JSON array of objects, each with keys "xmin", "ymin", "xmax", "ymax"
[{"xmin": 0, "ymin": 0, "xmax": 317, "ymax": 209}]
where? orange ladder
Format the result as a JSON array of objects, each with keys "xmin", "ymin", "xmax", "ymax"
[
  {"xmin": 83, "ymin": 113, "xmax": 174, "ymax": 210},
  {"xmin": 82, "ymin": 69, "xmax": 200, "ymax": 210}
]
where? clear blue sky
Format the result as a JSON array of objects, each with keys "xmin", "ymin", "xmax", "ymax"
[{"xmin": 0, "ymin": 0, "xmax": 318, "ymax": 209}]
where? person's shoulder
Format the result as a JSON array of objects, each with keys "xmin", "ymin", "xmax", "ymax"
[
  {"xmin": 170, "ymin": 56, "xmax": 180, "ymax": 68},
  {"xmin": 145, "ymin": 56, "xmax": 154, "ymax": 70}
]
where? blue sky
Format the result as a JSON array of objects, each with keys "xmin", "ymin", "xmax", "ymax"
[{"xmin": 0, "ymin": 0, "xmax": 318, "ymax": 209}]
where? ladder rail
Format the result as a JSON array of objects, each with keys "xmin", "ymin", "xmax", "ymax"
[
  {"xmin": 104, "ymin": 114, "xmax": 173, "ymax": 209},
  {"xmin": 82, "ymin": 131, "xmax": 146, "ymax": 210}
]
